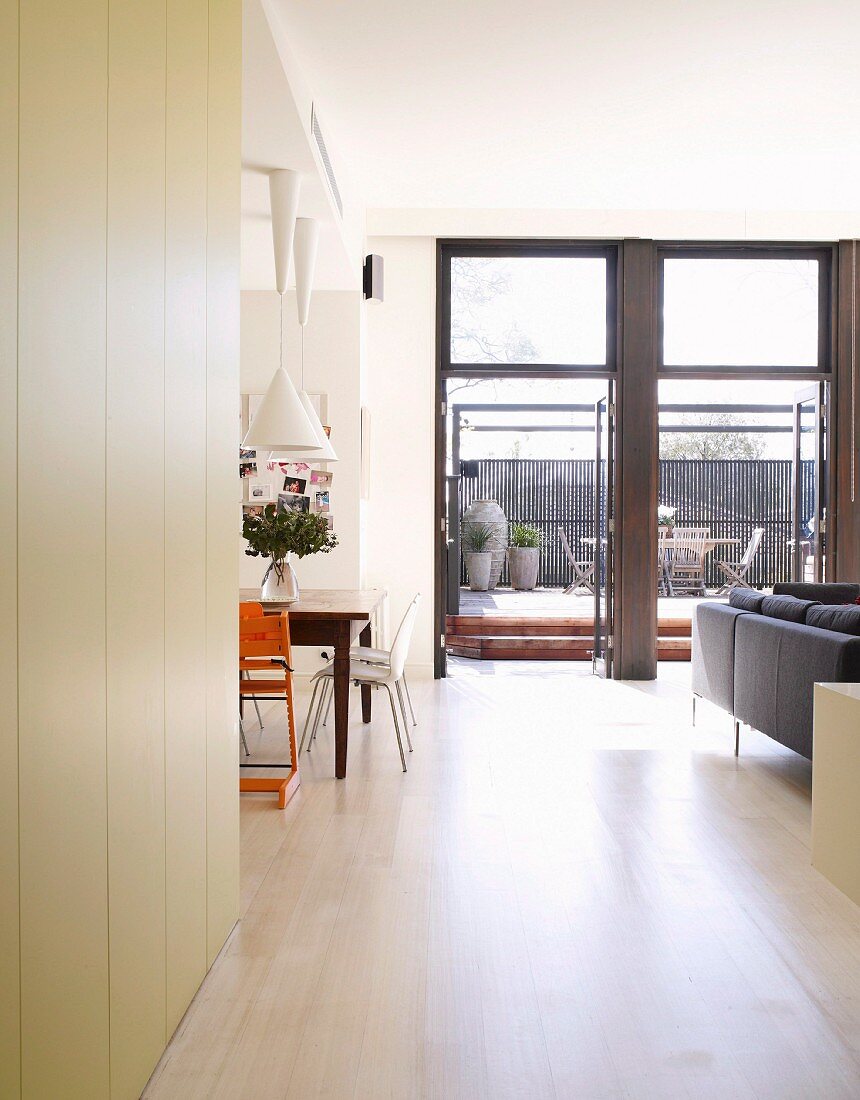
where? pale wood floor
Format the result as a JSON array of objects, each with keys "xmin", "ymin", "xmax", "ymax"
[{"xmin": 144, "ymin": 663, "xmax": 860, "ymax": 1099}]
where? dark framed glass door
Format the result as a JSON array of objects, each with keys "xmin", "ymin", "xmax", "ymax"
[
  {"xmin": 592, "ymin": 385, "xmax": 615, "ymax": 677},
  {"xmin": 792, "ymin": 383, "xmax": 826, "ymax": 583}
]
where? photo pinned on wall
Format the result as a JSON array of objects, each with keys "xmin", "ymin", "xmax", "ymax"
[
  {"xmin": 248, "ymin": 478, "xmax": 275, "ymax": 501},
  {"xmin": 313, "ymin": 490, "xmax": 331, "ymax": 514},
  {"xmin": 282, "ymin": 476, "xmax": 307, "ymax": 495},
  {"xmin": 268, "ymin": 459, "xmax": 310, "ymax": 477},
  {"xmin": 242, "ymin": 503, "xmax": 266, "ymax": 521},
  {"xmin": 239, "ymin": 460, "xmax": 257, "ymax": 479},
  {"xmin": 323, "ymin": 514, "xmax": 334, "ymax": 531},
  {"xmin": 278, "ymin": 491, "xmax": 310, "ymax": 514},
  {"xmin": 309, "ymin": 469, "xmax": 333, "ymax": 487}
]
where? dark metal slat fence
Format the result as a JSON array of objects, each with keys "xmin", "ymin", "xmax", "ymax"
[{"xmin": 459, "ymin": 459, "xmax": 813, "ymax": 589}]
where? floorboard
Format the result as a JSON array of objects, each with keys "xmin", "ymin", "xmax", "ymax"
[{"xmin": 144, "ymin": 661, "xmax": 860, "ymax": 1099}]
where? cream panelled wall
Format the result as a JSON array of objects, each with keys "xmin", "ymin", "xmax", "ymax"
[{"xmin": 0, "ymin": 2, "xmax": 241, "ymax": 1097}]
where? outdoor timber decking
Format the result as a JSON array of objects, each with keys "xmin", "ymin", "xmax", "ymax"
[
  {"xmin": 447, "ymin": 589, "xmax": 703, "ymax": 662},
  {"xmin": 457, "ymin": 588, "xmax": 715, "ymax": 619}
]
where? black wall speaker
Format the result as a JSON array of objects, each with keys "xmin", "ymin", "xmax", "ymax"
[{"xmin": 363, "ymin": 253, "xmax": 384, "ymax": 302}]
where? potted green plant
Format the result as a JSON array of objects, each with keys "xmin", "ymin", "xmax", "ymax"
[
  {"xmin": 462, "ymin": 521, "xmax": 494, "ymax": 591},
  {"xmin": 507, "ymin": 522, "xmax": 542, "ymax": 590},
  {"xmin": 242, "ymin": 504, "xmax": 338, "ymax": 601},
  {"xmin": 657, "ymin": 505, "xmax": 676, "ymax": 532}
]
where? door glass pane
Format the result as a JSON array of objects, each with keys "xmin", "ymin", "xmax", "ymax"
[
  {"xmin": 663, "ymin": 258, "xmax": 819, "ymax": 367},
  {"xmin": 450, "ymin": 256, "xmax": 607, "ymax": 365}
]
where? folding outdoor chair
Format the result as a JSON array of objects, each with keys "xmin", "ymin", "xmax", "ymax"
[
  {"xmin": 716, "ymin": 528, "xmax": 765, "ymax": 594},
  {"xmin": 559, "ymin": 527, "xmax": 596, "ymax": 596}
]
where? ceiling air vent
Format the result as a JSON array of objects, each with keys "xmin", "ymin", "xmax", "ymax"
[{"xmin": 310, "ymin": 104, "xmax": 343, "ymax": 219}]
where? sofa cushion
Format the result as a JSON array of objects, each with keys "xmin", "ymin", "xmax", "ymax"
[
  {"xmin": 760, "ymin": 594, "xmax": 818, "ymax": 623},
  {"xmin": 773, "ymin": 582, "xmax": 860, "ymax": 605},
  {"xmin": 729, "ymin": 589, "xmax": 766, "ymax": 613},
  {"xmin": 806, "ymin": 604, "xmax": 860, "ymax": 636}
]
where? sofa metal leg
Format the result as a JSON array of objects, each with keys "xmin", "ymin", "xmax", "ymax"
[
  {"xmin": 734, "ymin": 718, "xmax": 740, "ymax": 756},
  {"xmin": 692, "ymin": 694, "xmax": 697, "ymax": 727}
]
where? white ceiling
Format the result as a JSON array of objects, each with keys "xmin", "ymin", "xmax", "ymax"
[
  {"xmin": 271, "ymin": 0, "xmax": 860, "ymax": 214},
  {"xmin": 242, "ymin": 0, "xmax": 360, "ymax": 290}
]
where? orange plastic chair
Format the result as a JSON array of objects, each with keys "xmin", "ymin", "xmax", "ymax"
[{"xmin": 238, "ymin": 610, "xmax": 299, "ymax": 809}]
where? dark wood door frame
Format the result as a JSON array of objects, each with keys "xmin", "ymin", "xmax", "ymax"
[
  {"xmin": 834, "ymin": 240, "xmax": 860, "ymax": 581},
  {"xmin": 614, "ymin": 240, "xmax": 658, "ymax": 679},
  {"xmin": 435, "ymin": 237, "xmax": 851, "ymax": 681}
]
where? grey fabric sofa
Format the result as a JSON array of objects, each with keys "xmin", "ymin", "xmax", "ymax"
[{"xmin": 691, "ymin": 582, "xmax": 860, "ymax": 760}]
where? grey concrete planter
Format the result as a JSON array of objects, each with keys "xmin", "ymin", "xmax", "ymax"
[
  {"xmin": 461, "ymin": 499, "xmax": 507, "ymax": 589},
  {"xmin": 507, "ymin": 546, "xmax": 540, "ymax": 591},
  {"xmin": 464, "ymin": 551, "xmax": 492, "ymax": 591}
]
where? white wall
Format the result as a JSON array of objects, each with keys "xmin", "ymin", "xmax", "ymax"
[
  {"xmin": 367, "ymin": 207, "xmax": 860, "ymax": 240},
  {"xmin": 241, "ymin": 289, "xmax": 365, "ymax": 670},
  {"xmin": 364, "ymin": 237, "xmax": 436, "ymax": 674},
  {"xmin": 1, "ymin": 3, "xmax": 241, "ymax": 1096}
]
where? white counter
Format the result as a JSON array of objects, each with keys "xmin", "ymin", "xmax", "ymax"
[{"xmin": 812, "ymin": 683, "xmax": 860, "ymax": 906}]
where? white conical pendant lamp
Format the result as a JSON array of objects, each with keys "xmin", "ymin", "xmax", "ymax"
[
  {"xmin": 294, "ymin": 217, "xmax": 320, "ymax": 326},
  {"xmin": 298, "ymin": 389, "xmax": 338, "ymax": 461},
  {"xmin": 269, "ymin": 169, "xmax": 301, "ymax": 294},
  {"xmin": 242, "ymin": 295, "xmax": 321, "ymax": 452}
]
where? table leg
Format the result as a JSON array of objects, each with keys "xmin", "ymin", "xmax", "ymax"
[
  {"xmin": 359, "ymin": 623, "xmax": 372, "ymax": 724},
  {"xmin": 333, "ymin": 622, "xmax": 351, "ymax": 779}
]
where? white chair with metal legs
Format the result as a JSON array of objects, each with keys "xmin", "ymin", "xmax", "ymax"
[
  {"xmin": 300, "ymin": 596, "xmax": 421, "ymax": 771},
  {"xmin": 320, "ymin": 593, "xmax": 421, "ymax": 730}
]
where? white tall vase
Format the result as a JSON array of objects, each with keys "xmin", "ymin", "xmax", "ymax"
[{"xmin": 461, "ymin": 499, "xmax": 508, "ymax": 589}]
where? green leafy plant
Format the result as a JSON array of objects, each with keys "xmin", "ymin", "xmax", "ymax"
[
  {"xmin": 657, "ymin": 505, "xmax": 676, "ymax": 527},
  {"xmin": 462, "ymin": 521, "xmax": 494, "ymax": 553},
  {"xmin": 243, "ymin": 504, "xmax": 337, "ymax": 580},
  {"xmin": 509, "ymin": 522, "xmax": 541, "ymax": 549}
]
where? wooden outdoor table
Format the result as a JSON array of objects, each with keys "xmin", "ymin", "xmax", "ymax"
[
  {"xmin": 663, "ymin": 536, "xmax": 739, "ymax": 554},
  {"xmin": 583, "ymin": 536, "xmax": 740, "ymax": 563},
  {"xmin": 240, "ymin": 588, "xmax": 386, "ymax": 779},
  {"xmin": 584, "ymin": 536, "xmax": 740, "ymax": 554}
]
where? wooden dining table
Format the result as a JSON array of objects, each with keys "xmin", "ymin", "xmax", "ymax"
[{"xmin": 240, "ymin": 588, "xmax": 386, "ymax": 779}]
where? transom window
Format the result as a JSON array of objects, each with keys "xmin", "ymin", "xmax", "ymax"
[
  {"xmin": 659, "ymin": 249, "xmax": 830, "ymax": 372},
  {"xmin": 442, "ymin": 245, "xmax": 616, "ymax": 372}
]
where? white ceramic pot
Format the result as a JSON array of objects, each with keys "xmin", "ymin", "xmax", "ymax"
[
  {"xmin": 461, "ymin": 499, "xmax": 508, "ymax": 589},
  {"xmin": 507, "ymin": 546, "xmax": 540, "ymax": 591},
  {"xmin": 464, "ymin": 551, "xmax": 492, "ymax": 592},
  {"xmin": 261, "ymin": 555, "xmax": 299, "ymax": 602}
]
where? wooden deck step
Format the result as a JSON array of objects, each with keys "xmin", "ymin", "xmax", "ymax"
[
  {"xmin": 446, "ymin": 632, "xmax": 692, "ymax": 662},
  {"xmin": 445, "ymin": 615, "xmax": 692, "ymax": 639}
]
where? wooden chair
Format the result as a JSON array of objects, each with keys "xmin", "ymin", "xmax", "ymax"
[
  {"xmin": 716, "ymin": 528, "xmax": 765, "ymax": 594},
  {"xmin": 239, "ymin": 610, "xmax": 299, "ymax": 809},
  {"xmin": 658, "ymin": 526, "xmax": 672, "ymax": 596},
  {"xmin": 239, "ymin": 600, "xmax": 266, "ymax": 745},
  {"xmin": 668, "ymin": 527, "xmax": 708, "ymax": 595},
  {"xmin": 559, "ymin": 527, "xmax": 595, "ymax": 596}
]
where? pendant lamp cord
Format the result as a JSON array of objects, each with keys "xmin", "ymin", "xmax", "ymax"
[
  {"xmin": 279, "ymin": 292, "xmax": 284, "ymax": 372},
  {"xmin": 301, "ymin": 324, "xmax": 305, "ymax": 391}
]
